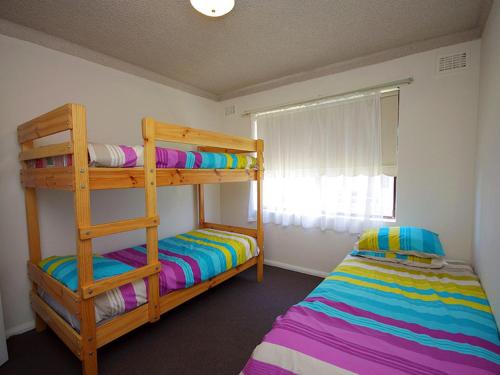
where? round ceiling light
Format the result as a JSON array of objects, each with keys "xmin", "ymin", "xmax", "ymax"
[{"xmin": 190, "ymin": 0, "xmax": 235, "ymax": 17}]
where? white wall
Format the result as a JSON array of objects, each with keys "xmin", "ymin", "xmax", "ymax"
[
  {"xmin": 473, "ymin": 1, "xmax": 500, "ymax": 326},
  {"xmin": 0, "ymin": 34, "xmax": 222, "ymax": 335},
  {"xmin": 219, "ymin": 40, "xmax": 481, "ymax": 276}
]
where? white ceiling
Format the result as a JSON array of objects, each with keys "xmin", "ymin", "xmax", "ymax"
[{"xmin": 0, "ymin": 0, "xmax": 492, "ymax": 100}]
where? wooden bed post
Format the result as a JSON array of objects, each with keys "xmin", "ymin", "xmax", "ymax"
[
  {"xmin": 142, "ymin": 118, "xmax": 160, "ymax": 323},
  {"xmin": 21, "ymin": 140, "xmax": 47, "ymax": 333},
  {"xmin": 71, "ymin": 104, "xmax": 98, "ymax": 375},
  {"xmin": 197, "ymin": 184, "xmax": 205, "ymax": 229},
  {"xmin": 256, "ymin": 139, "xmax": 264, "ymax": 282}
]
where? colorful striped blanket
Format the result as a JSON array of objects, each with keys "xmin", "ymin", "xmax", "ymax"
[
  {"xmin": 243, "ymin": 255, "xmax": 500, "ymax": 374},
  {"xmin": 27, "ymin": 143, "xmax": 257, "ymax": 169},
  {"xmin": 39, "ymin": 229, "xmax": 259, "ymax": 328}
]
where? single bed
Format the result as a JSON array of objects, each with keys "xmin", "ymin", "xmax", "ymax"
[
  {"xmin": 243, "ymin": 255, "xmax": 500, "ymax": 375},
  {"xmin": 39, "ymin": 228, "xmax": 259, "ymax": 330}
]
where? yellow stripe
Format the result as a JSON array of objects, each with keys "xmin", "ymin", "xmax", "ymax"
[
  {"xmin": 45, "ymin": 256, "xmax": 75, "ymax": 275},
  {"xmin": 176, "ymin": 234, "xmax": 233, "ymax": 270},
  {"xmin": 358, "ymin": 229, "xmax": 379, "ymax": 250},
  {"xmin": 336, "ymin": 265, "xmax": 485, "ymax": 298},
  {"xmin": 342, "ymin": 258, "xmax": 478, "ymax": 281},
  {"xmin": 328, "ymin": 274, "xmax": 490, "ymax": 313},
  {"xmin": 186, "ymin": 231, "xmax": 247, "ymax": 265},
  {"xmin": 224, "ymin": 153, "xmax": 233, "ymax": 168},
  {"xmin": 203, "ymin": 229, "xmax": 255, "ymax": 256},
  {"xmin": 389, "ymin": 227, "xmax": 400, "ymax": 250}
]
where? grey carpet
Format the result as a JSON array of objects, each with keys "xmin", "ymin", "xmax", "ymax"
[{"xmin": 0, "ymin": 266, "xmax": 322, "ymax": 375}]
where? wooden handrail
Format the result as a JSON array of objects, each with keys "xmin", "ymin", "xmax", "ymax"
[
  {"xmin": 19, "ymin": 142, "xmax": 73, "ymax": 161},
  {"xmin": 18, "ymin": 104, "xmax": 73, "ymax": 144},
  {"xmin": 146, "ymin": 119, "xmax": 257, "ymax": 152}
]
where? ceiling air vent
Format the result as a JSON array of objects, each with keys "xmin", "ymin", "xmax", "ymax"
[{"xmin": 437, "ymin": 51, "xmax": 468, "ymax": 74}]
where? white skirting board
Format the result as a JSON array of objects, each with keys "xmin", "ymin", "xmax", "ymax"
[{"xmin": 264, "ymin": 259, "xmax": 329, "ymax": 278}]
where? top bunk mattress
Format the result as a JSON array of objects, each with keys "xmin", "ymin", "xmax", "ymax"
[
  {"xmin": 27, "ymin": 143, "xmax": 257, "ymax": 169},
  {"xmin": 243, "ymin": 255, "xmax": 500, "ymax": 375}
]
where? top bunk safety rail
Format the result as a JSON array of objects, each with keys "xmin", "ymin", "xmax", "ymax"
[{"xmin": 18, "ymin": 104, "xmax": 263, "ymax": 190}]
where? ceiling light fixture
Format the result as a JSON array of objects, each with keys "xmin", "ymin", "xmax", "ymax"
[{"xmin": 190, "ymin": 0, "xmax": 235, "ymax": 17}]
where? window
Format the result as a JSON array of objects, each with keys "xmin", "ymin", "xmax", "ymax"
[{"xmin": 249, "ymin": 90, "xmax": 399, "ymax": 233}]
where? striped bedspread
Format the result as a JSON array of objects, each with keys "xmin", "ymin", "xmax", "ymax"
[
  {"xmin": 243, "ymin": 255, "xmax": 500, "ymax": 375},
  {"xmin": 39, "ymin": 229, "xmax": 259, "ymax": 329},
  {"xmin": 27, "ymin": 143, "xmax": 257, "ymax": 169}
]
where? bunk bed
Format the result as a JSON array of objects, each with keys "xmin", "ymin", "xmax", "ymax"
[{"xmin": 18, "ymin": 103, "xmax": 264, "ymax": 375}]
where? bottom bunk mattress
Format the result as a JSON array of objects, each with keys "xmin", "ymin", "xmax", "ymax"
[
  {"xmin": 39, "ymin": 228, "xmax": 259, "ymax": 329},
  {"xmin": 242, "ymin": 255, "xmax": 500, "ymax": 375}
]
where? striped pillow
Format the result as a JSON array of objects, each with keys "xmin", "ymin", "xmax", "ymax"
[
  {"xmin": 351, "ymin": 250, "xmax": 446, "ymax": 268},
  {"xmin": 39, "ymin": 255, "xmax": 135, "ymax": 291},
  {"xmin": 357, "ymin": 226, "xmax": 445, "ymax": 258}
]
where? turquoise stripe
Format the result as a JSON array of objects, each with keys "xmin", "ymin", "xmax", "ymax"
[
  {"xmin": 230, "ymin": 154, "xmax": 238, "ymax": 168},
  {"xmin": 333, "ymin": 271, "xmax": 489, "ymax": 305},
  {"xmin": 298, "ymin": 300, "xmax": 500, "ymax": 364},
  {"xmin": 310, "ymin": 282, "xmax": 500, "ymax": 344},
  {"xmin": 378, "ymin": 227, "xmax": 389, "ymax": 249},
  {"xmin": 161, "ymin": 237, "xmax": 224, "ymax": 277},
  {"xmin": 316, "ymin": 278, "xmax": 496, "ymax": 326},
  {"xmin": 159, "ymin": 238, "xmax": 216, "ymax": 281},
  {"xmin": 182, "ymin": 233, "xmax": 238, "ymax": 268},
  {"xmin": 185, "ymin": 152, "xmax": 195, "ymax": 168},
  {"xmin": 199, "ymin": 152, "xmax": 212, "ymax": 168}
]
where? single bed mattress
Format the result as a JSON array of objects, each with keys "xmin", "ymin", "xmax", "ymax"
[
  {"xmin": 27, "ymin": 143, "xmax": 257, "ymax": 169},
  {"xmin": 39, "ymin": 228, "xmax": 259, "ymax": 330},
  {"xmin": 242, "ymin": 255, "xmax": 500, "ymax": 375}
]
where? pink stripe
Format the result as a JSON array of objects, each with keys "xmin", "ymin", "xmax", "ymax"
[
  {"xmin": 118, "ymin": 282, "xmax": 139, "ymax": 311},
  {"xmin": 265, "ymin": 306, "xmax": 498, "ymax": 374},
  {"xmin": 193, "ymin": 151, "xmax": 202, "ymax": 168},
  {"xmin": 159, "ymin": 247, "xmax": 202, "ymax": 284},
  {"xmin": 158, "ymin": 258, "xmax": 186, "ymax": 295},
  {"xmin": 119, "ymin": 145, "xmax": 138, "ymax": 167},
  {"xmin": 243, "ymin": 358, "xmax": 296, "ymax": 375}
]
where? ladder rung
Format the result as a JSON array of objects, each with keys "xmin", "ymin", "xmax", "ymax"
[
  {"xmin": 81, "ymin": 262, "xmax": 161, "ymax": 299},
  {"xmin": 79, "ymin": 216, "xmax": 159, "ymax": 239}
]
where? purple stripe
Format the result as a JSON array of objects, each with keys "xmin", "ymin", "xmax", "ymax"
[
  {"xmin": 119, "ymin": 145, "xmax": 138, "ymax": 167},
  {"xmin": 192, "ymin": 151, "xmax": 202, "ymax": 168},
  {"xmin": 158, "ymin": 247, "xmax": 202, "ymax": 284},
  {"xmin": 307, "ymin": 296, "xmax": 500, "ymax": 355},
  {"xmin": 103, "ymin": 248, "xmax": 147, "ymax": 268},
  {"xmin": 118, "ymin": 282, "xmax": 139, "ymax": 311},
  {"xmin": 158, "ymin": 258, "xmax": 186, "ymax": 295},
  {"xmin": 268, "ymin": 305, "xmax": 499, "ymax": 374},
  {"xmin": 243, "ymin": 358, "xmax": 296, "ymax": 375},
  {"xmin": 175, "ymin": 149, "xmax": 187, "ymax": 168},
  {"xmin": 156, "ymin": 147, "xmax": 173, "ymax": 168}
]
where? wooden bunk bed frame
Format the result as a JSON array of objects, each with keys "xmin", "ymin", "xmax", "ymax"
[{"xmin": 18, "ymin": 103, "xmax": 264, "ymax": 375}]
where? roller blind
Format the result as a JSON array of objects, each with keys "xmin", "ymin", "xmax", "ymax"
[{"xmin": 381, "ymin": 92, "xmax": 399, "ymax": 176}]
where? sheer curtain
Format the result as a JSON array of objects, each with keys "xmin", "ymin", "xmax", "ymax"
[{"xmin": 249, "ymin": 93, "xmax": 388, "ymax": 233}]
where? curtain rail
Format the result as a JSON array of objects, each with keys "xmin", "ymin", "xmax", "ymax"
[{"xmin": 241, "ymin": 77, "xmax": 413, "ymax": 117}]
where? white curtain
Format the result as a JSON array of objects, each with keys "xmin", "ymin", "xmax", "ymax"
[{"xmin": 249, "ymin": 93, "xmax": 388, "ymax": 233}]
